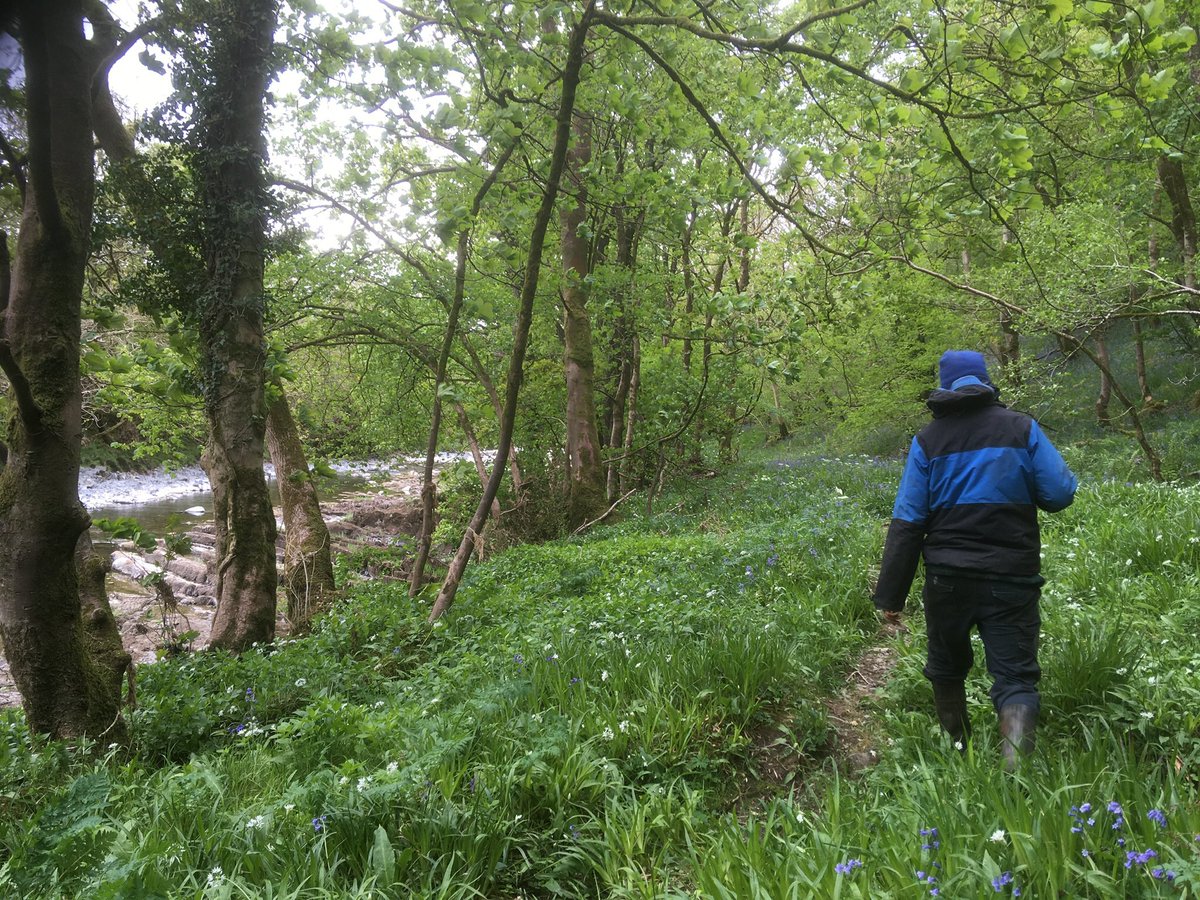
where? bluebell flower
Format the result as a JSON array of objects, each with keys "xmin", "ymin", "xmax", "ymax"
[
  {"xmin": 834, "ymin": 858, "xmax": 863, "ymax": 875},
  {"xmin": 992, "ymin": 871, "xmax": 1013, "ymax": 891},
  {"xmin": 1147, "ymin": 809, "xmax": 1167, "ymax": 827},
  {"xmin": 312, "ymin": 815, "xmax": 327, "ymax": 833},
  {"xmin": 1125, "ymin": 848, "xmax": 1157, "ymax": 868}
]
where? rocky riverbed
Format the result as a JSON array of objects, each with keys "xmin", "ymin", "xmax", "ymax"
[{"xmin": 0, "ymin": 460, "xmax": 444, "ymax": 710}]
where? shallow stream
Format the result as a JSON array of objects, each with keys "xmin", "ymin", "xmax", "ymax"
[{"xmin": 80, "ymin": 459, "xmax": 422, "ymax": 538}]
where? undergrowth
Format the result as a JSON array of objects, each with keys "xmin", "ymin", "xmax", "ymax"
[{"xmin": 1, "ymin": 450, "xmax": 1198, "ymax": 898}]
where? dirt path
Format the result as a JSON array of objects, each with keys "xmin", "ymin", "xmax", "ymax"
[
  {"xmin": 736, "ymin": 621, "xmax": 904, "ymax": 816},
  {"xmin": 823, "ymin": 621, "xmax": 905, "ymax": 771}
]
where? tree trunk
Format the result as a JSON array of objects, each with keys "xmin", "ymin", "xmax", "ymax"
[
  {"xmin": 460, "ymin": 336, "xmax": 523, "ymax": 494},
  {"xmin": 199, "ymin": 0, "xmax": 280, "ymax": 651},
  {"xmin": 1135, "ymin": 206, "xmax": 1158, "ymax": 404},
  {"xmin": 1094, "ymin": 327, "xmax": 1113, "ymax": 427},
  {"xmin": 0, "ymin": 2, "xmax": 128, "ymax": 740},
  {"xmin": 76, "ymin": 532, "xmax": 134, "ymax": 715},
  {"xmin": 770, "ymin": 380, "xmax": 789, "ymax": 441},
  {"xmin": 606, "ymin": 335, "xmax": 633, "ymax": 501},
  {"xmin": 605, "ymin": 206, "xmax": 640, "ymax": 501},
  {"xmin": 265, "ymin": 383, "xmax": 335, "ymax": 631},
  {"xmin": 455, "ymin": 402, "xmax": 501, "ymax": 514},
  {"xmin": 1158, "ymin": 155, "xmax": 1197, "ymax": 293},
  {"xmin": 1132, "ymin": 319, "xmax": 1151, "ymax": 403},
  {"xmin": 560, "ymin": 109, "xmax": 607, "ymax": 530},
  {"xmin": 411, "ymin": 144, "xmax": 515, "ymax": 596},
  {"xmin": 996, "ymin": 233, "xmax": 1021, "ymax": 381},
  {"xmin": 681, "ymin": 221, "xmax": 696, "ymax": 373},
  {"xmin": 618, "ymin": 334, "xmax": 640, "ymax": 495},
  {"xmin": 430, "ymin": 8, "xmax": 593, "ymax": 621}
]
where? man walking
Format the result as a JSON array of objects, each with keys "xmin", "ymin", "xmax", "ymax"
[{"xmin": 874, "ymin": 350, "xmax": 1077, "ymax": 769}]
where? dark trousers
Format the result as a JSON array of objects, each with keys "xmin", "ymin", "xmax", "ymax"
[{"xmin": 922, "ymin": 572, "xmax": 1042, "ymax": 713}]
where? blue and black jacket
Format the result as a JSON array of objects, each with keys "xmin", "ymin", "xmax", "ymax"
[{"xmin": 873, "ymin": 382, "xmax": 1077, "ymax": 612}]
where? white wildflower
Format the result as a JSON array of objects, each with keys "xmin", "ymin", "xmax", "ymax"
[
  {"xmin": 619, "ymin": 720, "xmax": 630, "ymax": 733},
  {"xmin": 601, "ymin": 670, "xmax": 609, "ymax": 682},
  {"xmin": 602, "ymin": 727, "xmax": 615, "ymax": 740},
  {"xmin": 246, "ymin": 815, "xmax": 267, "ymax": 830},
  {"xmin": 294, "ymin": 678, "xmax": 307, "ymax": 687},
  {"xmin": 991, "ymin": 829, "xmax": 1006, "ymax": 843},
  {"xmin": 386, "ymin": 761, "xmax": 399, "ymax": 774}
]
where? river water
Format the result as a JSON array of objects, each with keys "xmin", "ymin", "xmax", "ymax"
[{"xmin": 80, "ymin": 458, "xmax": 427, "ymax": 535}]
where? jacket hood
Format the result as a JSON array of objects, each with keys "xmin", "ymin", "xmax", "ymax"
[{"xmin": 926, "ymin": 383, "xmax": 1001, "ymax": 418}]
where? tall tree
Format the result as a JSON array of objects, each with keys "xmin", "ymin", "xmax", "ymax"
[
  {"xmin": 90, "ymin": 2, "xmax": 335, "ymax": 640},
  {"xmin": 559, "ymin": 106, "xmax": 606, "ymax": 528},
  {"xmin": 188, "ymin": 0, "xmax": 281, "ymax": 650},
  {"xmin": 429, "ymin": 4, "xmax": 595, "ymax": 621},
  {"xmin": 0, "ymin": 1, "xmax": 129, "ymax": 740}
]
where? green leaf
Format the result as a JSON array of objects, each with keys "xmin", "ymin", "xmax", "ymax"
[
  {"xmin": 1000, "ymin": 22, "xmax": 1034, "ymax": 58},
  {"xmin": 368, "ymin": 825, "xmax": 396, "ymax": 883},
  {"xmin": 1043, "ymin": 0, "xmax": 1072, "ymax": 23},
  {"xmin": 138, "ymin": 48, "xmax": 166, "ymax": 75},
  {"xmin": 1138, "ymin": 67, "xmax": 1176, "ymax": 100}
]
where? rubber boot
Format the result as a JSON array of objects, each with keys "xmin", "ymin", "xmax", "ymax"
[
  {"xmin": 998, "ymin": 703, "xmax": 1037, "ymax": 772},
  {"xmin": 932, "ymin": 681, "xmax": 970, "ymax": 751}
]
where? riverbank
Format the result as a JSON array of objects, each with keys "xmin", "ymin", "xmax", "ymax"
[{"xmin": 0, "ymin": 460, "xmax": 440, "ymax": 709}]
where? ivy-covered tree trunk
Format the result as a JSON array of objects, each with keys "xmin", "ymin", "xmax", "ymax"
[
  {"xmin": 265, "ymin": 383, "xmax": 334, "ymax": 631},
  {"xmin": 0, "ymin": 2, "xmax": 127, "ymax": 740},
  {"xmin": 197, "ymin": 0, "xmax": 280, "ymax": 651},
  {"xmin": 76, "ymin": 532, "xmax": 134, "ymax": 712},
  {"xmin": 560, "ymin": 110, "xmax": 607, "ymax": 529}
]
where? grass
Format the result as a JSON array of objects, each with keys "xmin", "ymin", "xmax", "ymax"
[{"xmin": 1, "ymin": 445, "xmax": 1199, "ymax": 898}]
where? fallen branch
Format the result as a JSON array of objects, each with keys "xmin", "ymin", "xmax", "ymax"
[{"xmin": 572, "ymin": 489, "xmax": 637, "ymax": 536}]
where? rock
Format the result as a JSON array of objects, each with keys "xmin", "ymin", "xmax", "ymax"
[
  {"xmin": 111, "ymin": 550, "xmax": 162, "ymax": 581},
  {"xmin": 165, "ymin": 556, "xmax": 210, "ymax": 585},
  {"xmin": 163, "ymin": 572, "xmax": 210, "ymax": 600},
  {"xmin": 184, "ymin": 506, "xmax": 206, "ymax": 516}
]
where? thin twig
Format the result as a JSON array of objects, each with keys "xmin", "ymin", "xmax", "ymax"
[{"xmin": 571, "ymin": 489, "xmax": 637, "ymax": 536}]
